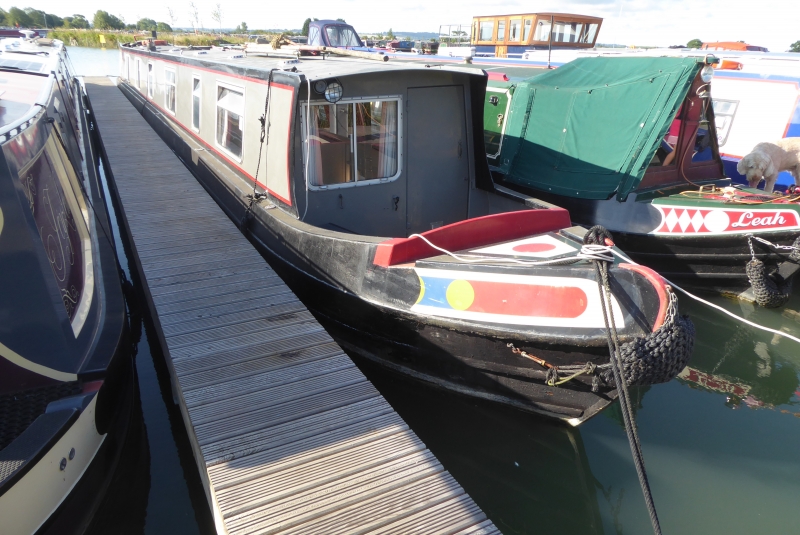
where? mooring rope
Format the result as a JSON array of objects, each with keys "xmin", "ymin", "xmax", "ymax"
[
  {"xmin": 239, "ymin": 68, "xmax": 276, "ymax": 231},
  {"xmin": 584, "ymin": 226, "xmax": 663, "ymax": 535}
]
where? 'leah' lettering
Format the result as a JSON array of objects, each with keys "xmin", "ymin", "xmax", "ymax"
[{"xmin": 730, "ymin": 211, "xmax": 786, "ymax": 228}]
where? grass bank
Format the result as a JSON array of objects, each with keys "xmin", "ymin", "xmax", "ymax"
[{"xmin": 48, "ymin": 29, "xmax": 250, "ymax": 48}]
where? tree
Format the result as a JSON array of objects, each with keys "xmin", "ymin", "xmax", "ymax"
[
  {"xmin": 64, "ymin": 14, "xmax": 89, "ymax": 29},
  {"xmin": 387, "ymin": 28, "xmax": 394, "ymax": 39},
  {"xmin": 93, "ymin": 10, "xmax": 124, "ymax": 30},
  {"xmin": 302, "ymin": 17, "xmax": 311, "ymax": 36},
  {"xmin": 136, "ymin": 18, "xmax": 158, "ymax": 31},
  {"xmin": 7, "ymin": 7, "xmax": 32, "ymax": 27},
  {"xmin": 0, "ymin": 9, "xmax": 7, "ymax": 25},
  {"xmin": 790, "ymin": 41, "xmax": 800, "ymax": 53},
  {"xmin": 687, "ymin": 38, "xmax": 703, "ymax": 48},
  {"xmin": 210, "ymin": 3, "xmax": 222, "ymax": 33},
  {"xmin": 234, "ymin": 21, "xmax": 247, "ymax": 33},
  {"xmin": 157, "ymin": 22, "xmax": 172, "ymax": 32},
  {"xmin": 188, "ymin": 2, "xmax": 199, "ymax": 33},
  {"xmin": 336, "ymin": 18, "xmax": 346, "ymax": 23}
]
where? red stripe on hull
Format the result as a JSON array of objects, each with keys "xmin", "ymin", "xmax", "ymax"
[{"xmin": 468, "ymin": 281, "xmax": 588, "ymax": 318}]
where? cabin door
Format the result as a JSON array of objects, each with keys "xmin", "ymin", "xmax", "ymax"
[{"xmin": 406, "ymin": 86, "xmax": 469, "ymax": 234}]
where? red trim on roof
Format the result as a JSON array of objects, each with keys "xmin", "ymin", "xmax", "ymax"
[{"xmin": 373, "ymin": 208, "xmax": 571, "ymax": 267}]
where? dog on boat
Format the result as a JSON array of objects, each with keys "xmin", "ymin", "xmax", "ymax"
[{"xmin": 737, "ymin": 138, "xmax": 800, "ymax": 193}]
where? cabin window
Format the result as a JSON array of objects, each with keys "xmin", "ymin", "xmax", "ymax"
[
  {"xmin": 308, "ymin": 26, "xmax": 320, "ymax": 46},
  {"xmin": 303, "ymin": 98, "xmax": 401, "ymax": 188},
  {"xmin": 215, "ymin": 84, "xmax": 244, "ymax": 160},
  {"xmin": 496, "ymin": 20, "xmax": 506, "ymax": 41},
  {"xmin": 472, "ymin": 22, "xmax": 477, "ymax": 42},
  {"xmin": 552, "ymin": 22, "xmax": 583, "ymax": 43},
  {"xmin": 191, "ymin": 76, "xmax": 201, "ymax": 131},
  {"xmin": 711, "ymin": 99, "xmax": 738, "ymax": 146},
  {"xmin": 147, "ymin": 63, "xmax": 154, "ymax": 98},
  {"xmin": 534, "ymin": 20, "xmax": 551, "ymax": 41},
  {"xmin": 583, "ymin": 24, "xmax": 599, "ymax": 44},
  {"xmin": 125, "ymin": 56, "xmax": 130, "ymax": 80},
  {"xmin": 165, "ymin": 68, "xmax": 176, "ymax": 114},
  {"xmin": 508, "ymin": 19, "xmax": 521, "ymax": 42},
  {"xmin": 136, "ymin": 59, "xmax": 141, "ymax": 89},
  {"xmin": 479, "ymin": 21, "xmax": 494, "ymax": 41},
  {"xmin": 325, "ymin": 25, "xmax": 360, "ymax": 47},
  {"xmin": 523, "ymin": 19, "xmax": 533, "ymax": 42}
]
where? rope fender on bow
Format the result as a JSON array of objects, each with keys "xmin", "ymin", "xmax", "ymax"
[{"xmin": 745, "ymin": 234, "xmax": 800, "ymax": 308}]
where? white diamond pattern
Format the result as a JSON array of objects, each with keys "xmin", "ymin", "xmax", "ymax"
[
  {"xmin": 664, "ymin": 209, "xmax": 679, "ymax": 231},
  {"xmin": 691, "ymin": 210, "xmax": 705, "ymax": 232},
  {"xmin": 677, "ymin": 209, "xmax": 691, "ymax": 232}
]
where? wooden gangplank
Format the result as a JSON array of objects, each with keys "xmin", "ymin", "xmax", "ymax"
[{"xmin": 83, "ymin": 77, "xmax": 498, "ymax": 535}]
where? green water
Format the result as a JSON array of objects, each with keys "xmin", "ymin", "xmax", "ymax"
[{"xmin": 357, "ymin": 290, "xmax": 800, "ymax": 534}]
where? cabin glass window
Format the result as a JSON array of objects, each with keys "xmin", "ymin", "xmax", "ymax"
[
  {"xmin": 192, "ymin": 76, "xmax": 201, "ymax": 130},
  {"xmin": 136, "ymin": 59, "xmax": 141, "ymax": 89},
  {"xmin": 215, "ymin": 85, "xmax": 244, "ymax": 159},
  {"xmin": 552, "ymin": 21, "xmax": 583, "ymax": 43},
  {"xmin": 496, "ymin": 20, "xmax": 506, "ymax": 41},
  {"xmin": 508, "ymin": 19, "xmax": 521, "ymax": 42},
  {"xmin": 534, "ymin": 20, "xmax": 551, "ymax": 41},
  {"xmin": 147, "ymin": 63, "xmax": 154, "ymax": 97},
  {"xmin": 479, "ymin": 21, "xmax": 494, "ymax": 41},
  {"xmin": 523, "ymin": 19, "xmax": 532, "ymax": 42},
  {"xmin": 165, "ymin": 69, "xmax": 176, "ymax": 114},
  {"xmin": 325, "ymin": 25, "xmax": 360, "ymax": 47},
  {"xmin": 583, "ymin": 24, "xmax": 599, "ymax": 44},
  {"xmin": 304, "ymin": 99, "xmax": 400, "ymax": 187},
  {"xmin": 711, "ymin": 99, "xmax": 738, "ymax": 146}
]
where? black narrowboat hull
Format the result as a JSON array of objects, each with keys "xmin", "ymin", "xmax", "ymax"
[{"xmin": 119, "ymin": 80, "xmax": 685, "ymax": 424}]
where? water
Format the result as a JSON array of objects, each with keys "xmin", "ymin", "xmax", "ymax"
[
  {"xmin": 68, "ymin": 45, "xmax": 800, "ymax": 534},
  {"xmin": 67, "ymin": 46, "xmax": 119, "ymax": 77}
]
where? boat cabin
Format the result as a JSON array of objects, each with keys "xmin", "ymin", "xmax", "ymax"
[
  {"xmin": 307, "ymin": 20, "xmax": 364, "ymax": 49},
  {"xmin": 116, "ymin": 45, "xmax": 522, "ymax": 238},
  {"xmin": 471, "ymin": 13, "xmax": 603, "ymax": 57}
]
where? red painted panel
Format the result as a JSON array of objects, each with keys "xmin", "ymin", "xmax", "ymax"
[
  {"xmin": 468, "ymin": 281, "xmax": 587, "ymax": 317},
  {"xmin": 373, "ymin": 208, "xmax": 572, "ymax": 267},
  {"xmin": 487, "ymin": 72, "xmax": 510, "ymax": 81},
  {"xmin": 512, "ymin": 243, "xmax": 556, "ymax": 253}
]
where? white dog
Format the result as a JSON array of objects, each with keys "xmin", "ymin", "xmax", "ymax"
[{"xmin": 737, "ymin": 138, "xmax": 800, "ymax": 193}]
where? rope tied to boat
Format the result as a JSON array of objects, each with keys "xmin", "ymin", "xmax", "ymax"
[
  {"xmin": 744, "ymin": 234, "xmax": 800, "ymax": 308},
  {"xmin": 586, "ymin": 225, "xmax": 663, "ymax": 535},
  {"xmin": 240, "ymin": 68, "xmax": 276, "ymax": 231}
]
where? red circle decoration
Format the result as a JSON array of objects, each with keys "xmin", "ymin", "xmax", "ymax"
[{"xmin": 512, "ymin": 243, "xmax": 557, "ymax": 253}]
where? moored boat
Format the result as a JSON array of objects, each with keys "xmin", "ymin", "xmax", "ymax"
[
  {"xmin": 0, "ymin": 35, "xmax": 133, "ymax": 534},
  {"xmin": 483, "ymin": 55, "xmax": 800, "ymax": 304},
  {"xmin": 114, "ymin": 41, "xmax": 693, "ymax": 424}
]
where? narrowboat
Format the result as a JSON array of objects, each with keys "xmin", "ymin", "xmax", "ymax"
[
  {"xmin": 437, "ymin": 13, "xmax": 603, "ymax": 59},
  {"xmin": 0, "ymin": 35, "xmax": 133, "ymax": 533},
  {"xmin": 483, "ymin": 55, "xmax": 800, "ymax": 303},
  {"xmin": 114, "ymin": 42, "xmax": 693, "ymax": 424}
]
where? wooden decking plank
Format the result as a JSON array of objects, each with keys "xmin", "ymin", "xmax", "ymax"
[{"xmin": 84, "ymin": 76, "xmax": 498, "ymax": 535}]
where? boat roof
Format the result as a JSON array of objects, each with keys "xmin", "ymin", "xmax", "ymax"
[
  {"xmin": 132, "ymin": 43, "xmax": 483, "ymax": 83},
  {"xmin": 497, "ymin": 56, "xmax": 705, "ymax": 201},
  {"xmin": 0, "ymin": 36, "xmax": 62, "ymax": 132}
]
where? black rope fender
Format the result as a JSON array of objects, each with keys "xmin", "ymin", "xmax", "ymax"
[{"xmin": 745, "ymin": 234, "xmax": 800, "ymax": 308}]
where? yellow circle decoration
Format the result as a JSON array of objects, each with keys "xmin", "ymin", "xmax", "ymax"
[
  {"xmin": 446, "ymin": 280, "xmax": 475, "ymax": 311},
  {"xmin": 416, "ymin": 275, "xmax": 425, "ymax": 304}
]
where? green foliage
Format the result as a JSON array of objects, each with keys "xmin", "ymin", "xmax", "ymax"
[
  {"xmin": 63, "ymin": 14, "xmax": 90, "ymax": 29},
  {"xmin": 7, "ymin": 7, "xmax": 32, "ymax": 27},
  {"xmin": 302, "ymin": 17, "xmax": 311, "ymax": 36},
  {"xmin": 336, "ymin": 18, "xmax": 346, "ymax": 23},
  {"xmin": 790, "ymin": 41, "xmax": 800, "ymax": 53},
  {"xmin": 157, "ymin": 22, "xmax": 172, "ymax": 32},
  {"xmin": 234, "ymin": 21, "xmax": 247, "ymax": 33},
  {"xmin": 93, "ymin": 10, "xmax": 124, "ymax": 30},
  {"xmin": 136, "ymin": 18, "xmax": 157, "ymax": 31},
  {"xmin": 686, "ymin": 38, "xmax": 703, "ymax": 48},
  {"xmin": 0, "ymin": 8, "xmax": 7, "ymax": 25},
  {"xmin": 49, "ymin": 29, "xmax": 135, "ymax": 47},
  {"xmin": 387, "ymin": 28, "xmax": 394, "ymax": 39}
]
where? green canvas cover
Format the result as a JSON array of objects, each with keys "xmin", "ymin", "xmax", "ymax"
[{"xmin": 498, "ymin": 57, "xmax": 703, "ymax": 201}]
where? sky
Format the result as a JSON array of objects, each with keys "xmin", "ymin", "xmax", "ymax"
[{"xmin": 9, "ymin": 0, "xmax": 800, "ymax": 52}]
